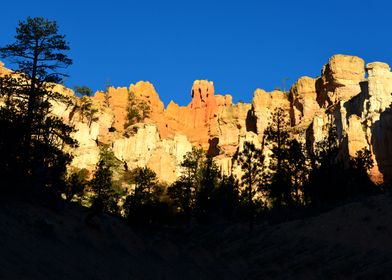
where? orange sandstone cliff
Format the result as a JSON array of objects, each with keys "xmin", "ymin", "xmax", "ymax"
[{"xmin": 1, "ymin": 54, "xmax": 392, "ymax": 184}]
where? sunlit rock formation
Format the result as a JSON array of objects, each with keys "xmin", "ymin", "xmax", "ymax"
[{"xmin": 1, "ymin": 54, "xmax": 392, "ymax": 185}]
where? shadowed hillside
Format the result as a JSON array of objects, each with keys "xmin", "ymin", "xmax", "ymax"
[{"xmin": 1, "ymin": 194, "xmax": 392, "ymax": 279}]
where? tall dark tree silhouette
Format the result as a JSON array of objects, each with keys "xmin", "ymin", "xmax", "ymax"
[
  {"xmin": 303, "ymin": 123, "xmax": 343, "ymax": 205},
  {"xmin": 347, "ymin": 147, "xmax": 378, "ymax": 197},
  {"xmin": 0, "ymin": 17, "xmax": 75, "ymax": 193},
  {"xmin": 90, "ymin": 146, "xmax": 119, "ymax": 215},
  {"xmin": 234, "ymin": 141, "xmax": 264, "ymax": 231},
  {"xmin": 64, "ymin": 168, "xmax": 89, "ymax": 201},
  {"xmin": 167, "ymin": 147, "xmax": 204, "ymax": 221},
  {"xmin": 264, "ymin": 108, "xmax": 292, "ymax": 207},
  {"xmin": 195, "ymin": 155, "xmax": 220, "ymax": 222},
  {"xmin": 123, "ymin": 167, "xmax": 166, "ymax": 225},
  {"xmin": 215, "ymin": 175, "xmax": 240, "ymax": 220},
  {"xmin": 287, "ymin": 139, "xmax": 308, "ymax": 204}
]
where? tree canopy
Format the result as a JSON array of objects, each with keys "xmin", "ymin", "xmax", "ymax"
[{"xmin": 0, "ymin": 17, "xmax": 75, "ymax": 194}]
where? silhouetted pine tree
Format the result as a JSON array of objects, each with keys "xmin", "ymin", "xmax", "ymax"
[
  {"xmin": 234, "ymin": 141, "xmax": 265, "ymax": 231},
  {"xmin": 215, "ymin": 175, "xmax": 240, "ymax": 221},
  {"xmin": 0, "ymin": 17, "xmax": 76, "ymax": 194},
  {"xmin": 167, "ymin": 147, "xmax": 204, "ymax": 222},
  {"xmin": 287, "ymin": 139, "xmax": 308, "ymax": 204},
  {"xmin": 264, "ymin": 108, "xmax": 293, "ymax": 207},
  {"xmin": 195, "ymin": 155, "xmax": 220, "ymax": 223},
  {"xmin": 347, "ymin": 147, "xmax": 379, "ymax": 197},
  {"xmin": 63, "ymin": 168, "xmax": 89, "ymax": 201},
  {"xmin": 90, "ymin": 146, "xmax": 120, "ymax": 215},
  {"xmin": 123, "ymin": 167, "xmax": 167, "ymax": 225},
  {"xmin": 303, "ymin": 123, "xmax": 344, "ymax": 205}
]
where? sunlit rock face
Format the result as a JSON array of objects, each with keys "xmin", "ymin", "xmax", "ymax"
[
  {"xmin": 316, "ymin": 55, "xmax": 365, "ymax": 107},
  {"xmin": 290, "ymin": 76, "xmax": 320, "ymax": 125},
  {"xmin": 156, "ymin": 80, "xmax": 233, "ymax": 149},
  {"xmin": 93, "ymin": 86, "xmax": 128, "ymax": 131},
  {"xmin": 0, "ymin": 61, "xmax": 11, "ymax": 76},
  {"xmin": 2, "ymin": 54, "xmax": 392, "ymax": 185},
  {"xmin": 111, "ymin": 123, "xmax": 192, "ymax": 184},
  {"xmin": 307, "ymin": 57, "xmax": 392, "ymax": 184},
  {"xmin": 252, "ymin": 89, "xmax": 291, "ymax": 139},
  {"xmin": 364, "ymin": 62, "xmax": 392, "ymax": 183},
  {"xmin": 130, "ymin": 81, "xmax": 165, "ymax": 122},
  {"xmin": 213, "ymin": 103, "xmax": 254, "ymax": 156}
]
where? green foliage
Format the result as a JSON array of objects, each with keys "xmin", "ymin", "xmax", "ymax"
[
  {"xmin": 215, "ymin": 175, "xmax": 240, "ymax": 220},
  {"xmin": 303, "ymin": 123, "xmax": 379, "ymax": 206},
  {"xmin": 167, "ymin": 147, "xmax": 205, "ymax": 220},
  {"xmin": 64, "ymin": 168, "xmax": 89, "ymax": 201},
  {"xmin": 90, "ymin": 147, "xmax": 120, "ymax": 215},
  {"xmin": 312, "ymin": 123, "xmax": 340, "ymax": 168},
  {"xmin": 0, "ymin": 17, "xmax": 76, "ymax": 194},
  {"xmin": 234, "ymin": 141, "xmax": 265, "ymax": 230},
  {"xmin": 99, "ymin": 145, "xmax": 120, "ymax": 170},
  {"xmin": 346, "ymin": 147, "xmax": 377, "ymax": 197},
  {"xmin": 195, "ymin": 155, "xmax": 220, "ymax": 222},
  {"xmin": 73, "ymin": 86, "xmax": 99, "ymax": 127},
  {"xmin": 350, "ymin": 148, "xmax": 373, "ymax": 172},
  {"xmin": 264, "ymin": 108, "xmax": 293, "ymax": 207},
  {"xmin": 74, "ymin": 85, "xmax": 92, "ymax": 97},
  {"xmin": 287, "ymin": 139, "xmax": 308, "ymax": 203},
  {"xmin": 0, "ymin": 17, "xmax": 72, "ymax": 83},
  {"xmin": 303, "ymin": 123, "xmax": 342, "ymax": 205},
  {"xmin": 124, "ymin": 91, "xmax": 151, "ymax": 128},
  {"xmin": 235, "ymin": 142, "xmax": 264, "ymax": 203}
]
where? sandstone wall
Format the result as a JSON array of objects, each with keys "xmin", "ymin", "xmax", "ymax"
[{"xmin": 3, "ymin": 54, "xmax": 392, "ymax": 185}]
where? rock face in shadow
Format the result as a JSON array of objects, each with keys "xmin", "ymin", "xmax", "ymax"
[{"xmin": 310, "ymin": 60, "xmax": 392, "ymax": 184}]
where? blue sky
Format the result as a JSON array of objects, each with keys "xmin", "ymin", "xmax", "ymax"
[{"xmin": 0, "ymin": 0, "xmax": 390, "ymax": 106}]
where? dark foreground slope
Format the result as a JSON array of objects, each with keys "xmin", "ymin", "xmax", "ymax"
[{"xmin": 1, "ymin": 195, "xmax": 392, "ymax": 279}]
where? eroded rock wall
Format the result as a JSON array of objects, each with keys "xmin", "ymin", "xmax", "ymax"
[{"xmin": 2, "ymin": 54, "xmax": 392, "ymax": 185}]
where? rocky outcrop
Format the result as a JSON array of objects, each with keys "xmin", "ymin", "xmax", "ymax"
[
  {"xmin": 252, "ymin": 89, "xmax": 291, "ymax": 140},
  {"xmin": 316, "ymin": 55, "xmax": 365, "ymax": 107},
  {"xmin": 46, "ymin": 56, "xmax": 392, "ymax": 185},
  {"xmin": 148, "ymin": 80, "xmax": 233, "ymax": 149},
  {"xmin": 364, "ymin": 62, "xmax": 392, "ymax": 183},
  {"xmin": 93, "ymin": 86, "xmax": 128, "ymax": 131},
  {"xmin": 0, "ymin": 61, "xmax": 11, "ymax": 76},
  {"xmin": 2, "ymin": 54, "xmax": 392, "ymax": 185},
  {"xmin": 112, "ymin": 124, "xmax": 192, "ymax": 183},
  {"xmin": 211, "ymin": 103, "xmax": 255, "ymax": 156},
  {"xmin": 290, "ymin": 76, "xmax": 320, "ymax": 125},
  {"xmin": 308, "ymin": 58, "xmax": 392, "ymax": 184}
]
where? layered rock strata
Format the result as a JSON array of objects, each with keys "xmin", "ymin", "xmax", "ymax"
[{"xmin": 1, "ymin": 54, "xmax": 392, "ymax": 185}]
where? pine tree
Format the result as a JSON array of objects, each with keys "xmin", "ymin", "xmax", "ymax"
[
  {"xmin": 195, "ymin": 155, "xmax": 220, "ymax": 222},
  {"xmin": 234, "ymin": 141, "xmax": 265, "ymax": 231},
  {"xmin": 287, "ymin": 139, "xmax": 308, "ymax": 204},
  {"xmin": 90, "ymin": 146, "xmax": 119, "ymax": 215},
  {"xmin": 123, "ymin": 167, "xmax": 165, "ymax": 225},
  {"xmin": 264, "ymin": 108, "xmax": 292, "ymax": 207},
  {"xmin": 0, "ymin": 17, "xmax": 76, "ymax": 193},
  {"xmin": 167, "ymin": 147, "xmax": 204, "ymax": 221}
]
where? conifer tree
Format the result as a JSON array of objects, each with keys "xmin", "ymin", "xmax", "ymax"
[
  {"xmin": 90, "ymin": 146, "xmax": 119, "ymax": 215},
  {"xmin": 0, "ymin": 17, "xmax": 76, "ymax": 193},
  {"xmin": 234, "ymin": 141, "xmax": 264, "ymax": 230},
  {"xmin": 195, "ymin": 155, "xmax": 220, "ymax": 222},
  {"xmin": 167, "ymin": 147, "xmax": 204, "ymax": 221},
  {"xmin": 264, "ymin": 108, "xmax": 292, "ymax": 207},
  {"xmin": 123, "ymin": 167, "xmax": 165, "ymax": 225}
]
